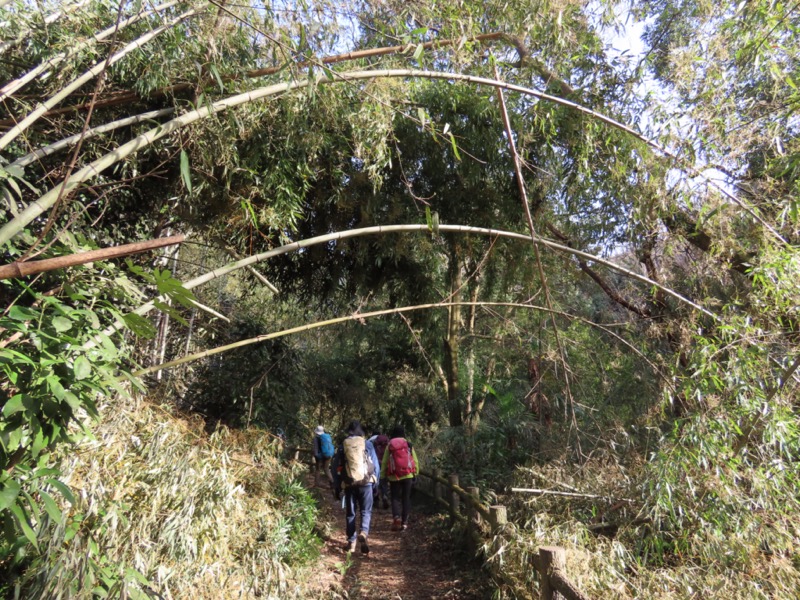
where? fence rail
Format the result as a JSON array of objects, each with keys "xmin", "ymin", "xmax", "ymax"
[{"xmin": 287, "ymin": 447, "xmax": 592, "ymax": 600}]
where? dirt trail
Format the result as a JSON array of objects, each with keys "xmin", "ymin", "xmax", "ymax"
[{"xmin": 306, "ymin": 475, "xmax": 493, "ymax": 599}]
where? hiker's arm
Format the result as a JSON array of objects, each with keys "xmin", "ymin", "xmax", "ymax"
[
  {"xmin": 380, "ymin": 447, "xmax": 389, "ymax": 479},
  {"xmin": 412, "ymin": 448, "xmax": 420, "ymax": 474}
]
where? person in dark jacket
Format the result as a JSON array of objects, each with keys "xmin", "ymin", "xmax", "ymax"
[{"xmin": 368, "ymin": 431, "xmax": 390, "ymax": 509}]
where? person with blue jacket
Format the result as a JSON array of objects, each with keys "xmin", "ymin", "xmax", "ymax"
[
  {"xmin": 313, "ymin": 425, "xmax": 335, "ymax": 488},
  {"xmin": 332, "ymin": 421, "xmax": 380, "ymax": 554}
]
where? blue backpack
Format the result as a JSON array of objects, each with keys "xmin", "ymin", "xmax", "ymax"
[{"xmin": 319, "ymin": 433, "xmax": 335, "ymax": 458}]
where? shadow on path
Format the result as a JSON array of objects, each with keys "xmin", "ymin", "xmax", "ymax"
[{"xmin": 306, "ymin": 474, "xmax": 495, "ymax": 599}]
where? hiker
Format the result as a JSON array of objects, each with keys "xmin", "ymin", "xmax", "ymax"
[
  {"xmin": 368, "ymin": 431, "xmax": 390, "ymax": 509},
  {"xmin": 333, "ymin": 421, "xmax": 379, "ymax": 554},
  {"xmin": 381, "ymin": 425, "xmax": 419, "ymax": 531},
  {"xmin": 312, "ymin": 425, "xmax": 335, "ymax": 487}
]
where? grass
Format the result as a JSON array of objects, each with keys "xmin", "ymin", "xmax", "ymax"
[{"xmin": 10, "ymin": 392, "xmax": 327, "ymax": 599}]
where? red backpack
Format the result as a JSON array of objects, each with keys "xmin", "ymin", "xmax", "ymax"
[{"xmin": 387, "ymin": 438, "xmax": 416, "ymax": 477}]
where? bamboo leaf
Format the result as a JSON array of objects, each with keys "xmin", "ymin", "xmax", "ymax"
[
  {"xmin": 448, "ymin": 132, "xmax": 461, "ymax": 161},
  {"xmin": 39, "ymin": 490, "xmax": 63, "ymax": 524},
  {"xmin": 73, "ymin": 356, "xmax": 92, "ymax": 380},
  {"xmin": 180, "ymin": 150, "xmax": 192, "ymax": 194},
  {"xmin": 9, "ymin": 504, "xmax": 38, "ymax": 550},
  {"xmin": 46, "ymin": 479, "xmax": 76, "ymax": 505},
  {"xmin": 8, "ymin": 306, "xmax": 38, "ymax": 321},
  {"xmin": 52, "ymin": 316, "xmax": 72, "ymax": 332},
  {"xmin": 0, "ymin": 480, "xmax": 21, "ymax": 511},
  {"xmin": 209, "ymin": 64, "xmax": 225, "ymax": 93},
  {"xmin": 3, "ymin": 394, "xmax": 24, "ymax": 416}
]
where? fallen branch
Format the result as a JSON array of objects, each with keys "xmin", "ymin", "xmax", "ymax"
[
  {"xmin": 0, "ymin": 234, "xmax": 185, "ymax": 279},
  {"xmin": 189, "ymin": 298, "xmax": 229, "ymax": 322},
  {"xmin": 510, "ymin": 487, "xmax": 633, "ymax": 502}
]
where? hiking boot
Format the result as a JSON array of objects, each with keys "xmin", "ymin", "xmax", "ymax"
[
  {"xmin": 358, "ymin": 531, "xmax": 369, "ymax": 554},
  {"xmin": 345, "ymin": 540, "xmax": 357, "ymax": 553},
  {"xmin": 391, "ymin": 517, "xmax": 402, "ymax": 531}
]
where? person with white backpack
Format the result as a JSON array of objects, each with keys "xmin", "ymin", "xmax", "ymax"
[{"xmin": 333, "ymin": 420, "xmax": 379, "ymax": 554}]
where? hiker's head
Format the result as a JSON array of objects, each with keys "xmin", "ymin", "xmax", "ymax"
[
  {"xmin": 346, "ymin": 420, "xmax": 365, "ymax": 437},
  {"xmin": 314, "ymin": 425, "xmax": 324, "ymax": 435},
  {"xmin": 390, "ymin": 425, "xmax": 405, "ymax": 439}
]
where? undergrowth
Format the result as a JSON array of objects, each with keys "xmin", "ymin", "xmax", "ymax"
[{"xmin": 4, "ymin": 392, "xmax": 324, "ymax": 599}]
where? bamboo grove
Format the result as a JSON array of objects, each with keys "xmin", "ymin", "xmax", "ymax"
[{"xmin": 1, "ymin": 0, "xmax": 798, "ymax": 597}]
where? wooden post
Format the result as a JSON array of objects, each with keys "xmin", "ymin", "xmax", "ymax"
[
  {"xmin": 539, "ymin": 546, "xmax": 566, "ymax": 600},
  {"xmin": 466, "ymin": 486, "xmax": 481, "ymax": 527},
  {"xmin": 434, "ymin": 468, "xmax": 443, "ymax": 504},
  {"xmin": 489, "ymin": 505, "xmax": 507, "ymax": 530},
  {"xmin": 448, "ymin": 473, "xmax": 460, "ymax": 520},
  {"xmin": 466, "ymin": 485, "xmax": 481, "ymax": 553}
]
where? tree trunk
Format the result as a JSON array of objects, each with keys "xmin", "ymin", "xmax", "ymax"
[
  {"xmin": 445, "ymin": 241, "xmax": 463, "ymax": 426},
  {"xmin": 465, "ymin": 282, "xmax": 480, "ymax": 432}
]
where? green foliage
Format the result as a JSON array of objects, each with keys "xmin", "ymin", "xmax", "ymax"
[{"xmin": 4, "ymin": 393, "xmax": 324, "ymax": 598}]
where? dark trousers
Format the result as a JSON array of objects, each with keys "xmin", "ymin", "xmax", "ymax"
[
  {"xmin": 345, "ymin": 484, "xmax": 373, "ymax": 542},
  {"xmin": 389, "ymin": 478, "xmax": 414, "ymax": 524},
  {"xmin": 314, "ymin": 456, "xmax": 332, "ymax": 485}
]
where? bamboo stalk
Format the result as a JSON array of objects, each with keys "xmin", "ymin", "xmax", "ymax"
[
  {"xmin": 495, "ymin": 62, "xmax": 579, "ymax": 449},
  {"xmin": 188, "ymin": 299, "xmax": 229, "ymax": 322},
  {"xmin": 0, "ymin": 32, "xmax": 506, "ymax": 128},
  {"xmin": 511, "ymin": 487, "xmax": 609, "ymax": 500},
  {"xmin": 83, "ymin": 223, "xmax": 716, "ymax": 352},
  {"xmin": 0, "ymin": 0, "xmax": 92, "ymax": 55},
  {"xmin": 0, "ymin": 234, "xmax": 185, "ymax": 279},
  {"xmin": 0, "ymin": 0, "xmax": 180, "ymax": 102},
  {"xmin": 0, "ymin": 4, "xmax": 206, "ymax": 152},
  {"xmin": 3, "ymin": 69, "xmax": 776, "ymax": 247},
  {"xmin": 9, "ymin": 108, "xmax": 176, "ymax": 169},
  {"xmin": 223, "ymin": 247, "xmax": 279, "ymax": 293},
  {"xmin": 129, "ymin": 299, "xmax": 680, "ymax": 379}
]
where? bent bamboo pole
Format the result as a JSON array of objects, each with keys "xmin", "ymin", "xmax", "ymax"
[
  {"xmin": 1, "ymin": 69, "xmax": 778, "ymax": 246},
  {"xmin": 0, "ymin": 4, "xmax": 206, "ymax": 152},
  {"xmin": 0, "ymin": 234, "xmax": 184, "ymax": 279},
  {"xmin": 85, "ymin": 223, "xmax": 715, "ymax": 352},
  {"xmin": 0, "ymin": 31, "xmax": 508, "ymax": 127},
  {"xmin": 131, "ymin": 300, "xmax": 665, "ymax": 378},
  {"xmin": 0, "ymin": 0, "xmax": 91, "ymax": 55},
  {"xmin": 0, "ymin": 0, "xmax": 181, "ymax": 102},
  {"xmin": 9, "ymin": 108, "xmax": 175, "ymax": 169}
]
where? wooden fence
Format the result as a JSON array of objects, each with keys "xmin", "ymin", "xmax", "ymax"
[
  {"xmin": 415, "ymin": 469, "xmax": 592, "ymax": 600},
  {"xmin": 288, "ymin": 447, "xmax": 592, "ymax": 600}
]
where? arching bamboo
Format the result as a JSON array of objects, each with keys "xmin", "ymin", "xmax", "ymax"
[
  {"xmin": 1, "ymin": 69, "xmax": 778, "ymax": 246},
  {"xmin": 0, "ymin": 0, "xmax": 91, "ymax": 55},
  {"xmin": 83, "ymin": 224, "xmax": 716, "ymax": 352},
  {"xmin": 0, "ymin": 4, "xmax": 207, "ymax": 152},
  {"xmin": 0, "ymin": 0, "xmax": 181, "ymax": 102},
  {"xmin": 9, "ymin": 108, "xmax": 175, "ymax": 169},
  {"xmin": 131, "ymin": 301, "xmax": 669, "ymax": 380}
]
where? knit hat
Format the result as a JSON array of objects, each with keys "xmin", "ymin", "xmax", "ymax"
[{"xmin": 314, "ymin": 425, "xmax": 325, "ymax": 435}]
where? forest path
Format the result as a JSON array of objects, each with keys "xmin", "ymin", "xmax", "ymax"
[{"xmin": 304, "ymin": 473, "xmax": 494, "ymax": 599}]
